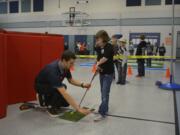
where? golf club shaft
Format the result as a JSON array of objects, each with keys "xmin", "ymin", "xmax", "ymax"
[{"xmin": 79, "ymin": 72, "xmax": 97, "ymax": 107}]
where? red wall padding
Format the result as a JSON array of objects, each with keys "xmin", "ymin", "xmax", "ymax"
[
  {"xmin": 0, "ymin": 33, "xmax": 7, "ymax": 118},
  {"xmin": 0, "ymin": 31, "xmax": 64, "ymax": 118},
  {"xmin": 41, "ymin": 36, "xmax": 64, "ymax": 67},
  {"xmin": 6, "ymin": 35, "xmax": 41, "ymax": 104}
]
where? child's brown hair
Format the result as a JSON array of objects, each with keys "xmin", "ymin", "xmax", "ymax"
[{"xmin": 95, "ymin": 30, "xmax": 110, "ymax": 43}]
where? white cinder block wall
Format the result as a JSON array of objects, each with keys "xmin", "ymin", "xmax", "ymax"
[{"xmin": 0, "ymin": 0, "xmax": 180, "ymax": 56}]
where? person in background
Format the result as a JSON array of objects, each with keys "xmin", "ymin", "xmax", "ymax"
[
  {"xmin": 146, "ymin": 42, "xmax": 154, "ymax": 67},
  {"xmin": 34, "ymin": 51, "xmax": 91, "ymax": 117},
  {"xmin": 116, "ymin": 38, "xmax": 128, "ymax": 85},
  {"xmin": 94, "ymin": 30, "xmax": 114, "ymax": 122},
  {"xmin": 153, "ymin": 43, "xmax": 159, "ymax": 56},
  {"xmin": 77, "ymin": 41, "xmax": 81, "ymax": 50},
  {"xmin": 129, "ymin": 41, "xmax": 134, "ymax": 56},
  {"xmin": 136, "ymin": 35, "xmax": 147, "ymax": 77},
  {"xmin": 74, "ymin": 42, "xmax": 79, "ymax": 54},
  {"xmin": 159, "ymin": 43, "xmax": 166, "ymax": 61},
  {"xmin": 111, "ymin": 35, "xmax": 119, "ymax": 80},
  {"xmin": 79, "ymin": 43, "xmax": 86, "ymax": 55},
  {"xmin": 64, "ymin": 42, "xmax": 69, "ymax": 50}
]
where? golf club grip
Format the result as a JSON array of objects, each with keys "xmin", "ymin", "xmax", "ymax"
[{"xmin": 79, "ymin": 72, "xmax": 97, "ymax": 106}]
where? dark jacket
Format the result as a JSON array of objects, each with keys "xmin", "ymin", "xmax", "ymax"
[
  {"xmin": 159, "ymin": 46, "xmax": 166, "ymax": 56},
  {"xmin": 136, "ymin": 40, "xmax": 147, "ymax": 62}
]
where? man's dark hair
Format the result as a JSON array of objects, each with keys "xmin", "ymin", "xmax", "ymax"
[
  {"xmin": 95, "ymin": 30, "xmax": 110, "ymax": 43},
  {"xmin": 61, "ymin": 50, "xmax": 76, "ymax": 61}
]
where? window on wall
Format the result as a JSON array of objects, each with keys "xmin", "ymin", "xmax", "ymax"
[
  {"xmin": 126, "ymin": 0, "xmax": 141, "ymax": 6},
  {"xmin": 166, "ymin": 0, "xmax": 180, "ymax": 4},
  {"xmin": 21, "ymin": 0, "xmax": 31, "ymax": 12},
  {"xmin": 33, "ymin": 0, "xmax": 44, "ymax": 12},
  {"xmin": 9, "ymin": 1, "xmax": 19, "ymax": 13},
  {"xmin": 145, "ymin": 0, "xmax": 161, "ymax": 5},
  {"xmin": 0, "ymin": 2, "xmax": 8, "ymax": 14}
]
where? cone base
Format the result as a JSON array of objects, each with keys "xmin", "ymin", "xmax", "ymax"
[{"xmin": 159, "ymin": 83, "xmax": 180, "ymax": 91}]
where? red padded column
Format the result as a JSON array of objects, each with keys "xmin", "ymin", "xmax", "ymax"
[
  {"xmin": 41, "ymin": 36, "xmax": 64, "ymax": 67},
  {"xmin": 6, "ymin": 35, "xmax": 41, "ymax": 104},
  {"xmin": 0, "ymin": 33, "xmax": 7, "ymax": 119}
]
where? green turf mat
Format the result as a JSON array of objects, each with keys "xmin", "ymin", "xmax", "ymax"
[{"xmin": 59, "ymin": 107, "xmax": 95, "ymax": 122}]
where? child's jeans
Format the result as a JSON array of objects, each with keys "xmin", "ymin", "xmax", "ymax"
[{"xmin": 98, "ymin": 74, "xmax": 113, "ymax": 116}]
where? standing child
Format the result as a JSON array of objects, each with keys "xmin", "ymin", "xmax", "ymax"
[
  {"xmin": 116, "ymin": 39, "xmax": 128, "ymax": 85},
  {"xmin": 94, "ymin": 30, "xmax": 114, "ymax": 121}
]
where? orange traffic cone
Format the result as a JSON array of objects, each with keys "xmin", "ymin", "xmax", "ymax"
[
  {"xmin": 127, "ymin": 65, "xmax": 133, "ymax": 77},
  {"xmin": 165, "ymin": 67, "xmax": 170, "ymax": 79},
  {"xmin": 92, "ymin": 64, "xmax": 97, "ymax": 73},
  {"xmin": 70, "ymin": 66, "xmax": 75, "ymax": 72}
]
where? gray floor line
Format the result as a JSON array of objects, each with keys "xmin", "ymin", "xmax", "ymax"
[
  {"xmin": 173, "ymin": 89, "xmax": 179, "ymax": 135},
  {"xmin": 174, "ymin": 62, "xmax": 180, "ymax": 135},
  {"xmin": 106, "ymin": 114, "xmax": 175, "ymax": 125},
  {"xmin": 93, "ymin": 111, "xmax": 174, "ymax": 125}
]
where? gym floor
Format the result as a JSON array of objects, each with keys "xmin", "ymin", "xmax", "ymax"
[{"xmin": 0, "ymin": 59, "xmax": 179, "ymax": 135}]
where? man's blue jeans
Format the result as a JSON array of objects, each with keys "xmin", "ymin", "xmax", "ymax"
[{"xmin": 98, "ymin": 74, "xmax": 113, "ymax": 116}]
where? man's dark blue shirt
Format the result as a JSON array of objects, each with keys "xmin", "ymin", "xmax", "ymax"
[{"xmin": 35, "ymin": 60, "xmax": 72, "ymax": 89}]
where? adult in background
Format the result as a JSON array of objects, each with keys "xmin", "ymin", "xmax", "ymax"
[
  {"xmin": 159, "ymin": 43, "xmax": 166, "ymax": 61},
  {"xmin": 136, "ymin": 35, "xmax": 147, "ymax": 77}
]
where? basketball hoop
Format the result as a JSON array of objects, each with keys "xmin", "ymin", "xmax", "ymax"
[{"xmin": 62, "ymin": 7, "xmax": 90, "ymax": 27}]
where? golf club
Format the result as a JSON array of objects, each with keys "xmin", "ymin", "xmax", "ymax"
[{"xmin": 79, "ymin": 70, "xmax": 98, "ymax": 107}]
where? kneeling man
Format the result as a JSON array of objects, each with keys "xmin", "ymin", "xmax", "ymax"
[{"xmin": 34, "ymin": 51, "xmax": 91, "ymax": 117}]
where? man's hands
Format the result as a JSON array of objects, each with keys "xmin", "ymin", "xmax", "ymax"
[
  {"xmin": 77, "ymin": 108, "xmax": 91, "ymax": 115},
  {"xmin": 82, "ymin": 83, "xmax": 91, "ymax": 89}
]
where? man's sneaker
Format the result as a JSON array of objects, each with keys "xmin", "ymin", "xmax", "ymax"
[
  {"xmin": 94, "ymin": 113, "xmax": 106, "ymax": 122},
  {"xmin": 47, "ymin": 108, "xmax": 61, "ymax": 118}
]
